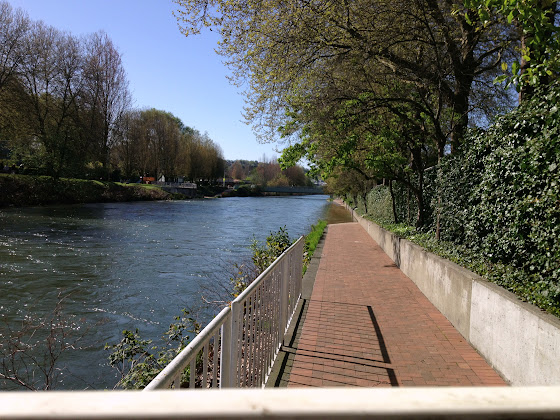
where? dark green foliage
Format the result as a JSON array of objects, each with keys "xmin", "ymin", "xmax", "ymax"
[
  {"xmin": 360, "ymin": 186, "xmax": 394, "ymax": 225},
  {"xmin": 359, "ymin": 82, "xmax": 560, "ymax": 316},
  {"xmin": 434, "ymin": 82, "xmax": 560, "ymax": 313},
  {"xmin": 303, "ymin": 220, "xmax": 327, "ymax": 271},
  {"xmin": 250, "ymin": 227, "xmax": 293, "ymax": 273},
  {"xmin": 105, "ymin": 310, "xmax": 200, "ymax": 389},
  {"xmin": 359, "ymin": 174, "xmax": 437, "ymax": 229}
]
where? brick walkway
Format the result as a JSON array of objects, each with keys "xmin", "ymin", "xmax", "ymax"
[{"xmin": 285, "ymin": 222, "xmax": 506, "ymax": 387}]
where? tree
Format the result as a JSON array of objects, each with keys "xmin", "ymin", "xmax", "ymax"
[
  {"xmin": 111, "ymin": 110, "xmax": 224, "ymax": 182},
  {"xmin": 18, "ymin": 22, "xmax": 86, "ymax": 178},
  {"xmin": 112, "ymin": 109, "xmax": 138, "ymax": 180},
  {"xmin": 81, "ymin": 31, "xmax": 130, "ymax": 179},
  {"xmin": 0, "ymin": 6, "xmax": 134, "ymax": 179},
  {"xmin": 175, "ymin": 0, "xmax": 514, "ymax": 152},
  {"xmin": 0, "ymin": 2, "xmax": 31, "ymax": 163},
  {"xmin": 229, "ymin": 160, "xmax": 246, "ymax": 179},
  {"xmin": 0, "ymin": 1, "xmax": 29, "ymax": 92},
  {"xmin": 466, "ymin": 0, "xmax": 559, "ymax": 100},
  {"xmin": 174, "ymin": 0, "xmax": 516, "ymax": 227},
  {"xmin": 182, "ymin": 129, "xmax": 224, "ymax": 182},
  {"xmin": 281, "ymin": 89, "xmax": 436, "ymax": 226},
  {"xmin": 128, "ymin": 108, "xmax": 183, "ymax": 180},
  {"xmin": 283, "ymin": 165, "xmax": 308, "ymax": 186}
]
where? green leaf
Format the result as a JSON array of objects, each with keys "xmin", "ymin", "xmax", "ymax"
[{"xmin": 494, "ymin": 75, "xmax": 508, "ymax": 84}]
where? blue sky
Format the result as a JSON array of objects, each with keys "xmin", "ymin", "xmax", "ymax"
[{"xmin": 9, "ymin": 0, "xmax": 281, "ymax": 162}]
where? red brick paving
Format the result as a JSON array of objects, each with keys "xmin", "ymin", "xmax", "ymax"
[{"xmin": 286, "ymin": 222, "xmax": 506, "ymax": 387}]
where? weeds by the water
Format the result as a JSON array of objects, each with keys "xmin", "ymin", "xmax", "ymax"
[
  {"xmin": 105, "ymin": 226, "xmax": 303, "ymax": 389},
  {"xmin": 303, "ymin": 220, "xmax": 327, "ymax": 273}
]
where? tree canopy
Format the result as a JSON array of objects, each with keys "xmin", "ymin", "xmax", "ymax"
[
  {"xmin": 0, "ymin": 1, "xmax": 225, "ymax": 182},
  {"xmin": 175, "ymin": 0, "xmax": 521, "ymax": 226},
  {"xmin": 466, "ymin": 0, "xmax": 559, "ymax": 97}
]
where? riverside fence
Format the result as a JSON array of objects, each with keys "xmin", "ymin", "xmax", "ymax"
[{"xmin": 144, "ymin": 236, "xmax": 304, "ymax": 390}]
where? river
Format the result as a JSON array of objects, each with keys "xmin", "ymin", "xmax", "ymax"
[{"xmin": 0, "ymin": 195, "xmax": 338, "ymax": 390}]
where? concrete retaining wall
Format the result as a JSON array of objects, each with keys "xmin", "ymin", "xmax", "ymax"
[{"xmin": 345, "ymin": 204, "xmax": 560, "ymax": 386}]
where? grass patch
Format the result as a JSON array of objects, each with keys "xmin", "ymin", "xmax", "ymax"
[{"xmin": 303, "ymin": 220, "xmax": 327, "ymax": 273}]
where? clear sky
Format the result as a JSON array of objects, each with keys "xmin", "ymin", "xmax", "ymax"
[{"xmin": 9, "ymin": 0, "xmax": 281, "ymax": 162}]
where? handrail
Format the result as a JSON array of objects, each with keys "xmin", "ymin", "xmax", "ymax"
[
  {"xmin": 4, "ymin": 387, "xmax": 560, "ymax": 419},
  {"xmin": 144, "ymin": 236, "xmax": 304, "ymax": 390},
  {"xmin": 144, "ymin": 306, "xmax": 231, "ymax": 390}
]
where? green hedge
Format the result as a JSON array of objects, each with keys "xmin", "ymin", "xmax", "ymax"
[
  {"xmin": 356, "ymin": 81, "xmax": 560, "ymax": 316},
  {"xmin": 436, "ymin": 82, "xmax": 560, "ymax": 314}
]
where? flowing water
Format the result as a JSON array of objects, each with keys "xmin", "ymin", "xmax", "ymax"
[{"xmin": 0, "ymin": 195, "xmax": 336, "ymax": 390}]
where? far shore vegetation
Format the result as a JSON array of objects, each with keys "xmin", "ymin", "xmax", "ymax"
[{"xmin": 0, "ymin": 2, "xmax": 314, "ymax": 206}]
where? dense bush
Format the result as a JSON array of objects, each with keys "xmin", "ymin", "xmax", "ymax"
[
  {"xmin": 364, "ymin": 186, "xmax": 394, "ymax": 224},
  {"xmin": 105, "ymin": 311, "xmax": 200, "ymax": 389},
  {"xmin": 358, "ymin": 171, "xmax": 437, "ymax": 228},
  {"xmin": 435, "ymin": 82, "xmax": 560, "ymax": 312},
  {"xmin": 354, "ymin": 82, "xmax": 560, "ymax": 316}
]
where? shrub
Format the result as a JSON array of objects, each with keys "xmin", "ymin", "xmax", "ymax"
[
  {"xmin": 303, "ymin": 220, "xmax": 327, "ymax": 270},
  {"xmin": 360, "ymin": 81, "xmax": 560, "ymax": 316},
  {"xmin": 365, "ymin": 186, "xmax": 394, "ymax": 224},
  {"xmin": 434, "ymin": 82, "xmax": 560, "ymax": 312},
  {"xmin": 105, "ymin": 310, "xmax": 200, "ymax": 389},
  {"xmin": 250, "ymin": 227, "xmax": 293, "ymax": 273}
]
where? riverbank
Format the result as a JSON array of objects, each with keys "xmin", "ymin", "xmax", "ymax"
[
  {"xmin": 0, "ymin": 196, "xmax": 331, "ymax": 390},
  {"xmin": 0, "ymin": 174, "xmax": 176, "ymax": 208}
]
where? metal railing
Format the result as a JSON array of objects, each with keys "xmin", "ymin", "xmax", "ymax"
[
  {"xmin": 157, "ymin": 182, "xmax": 197, "ymax": 189},
  {"xmin": 4, "ymin": 387, "xmax": 560, "ymax": 419},
  {"xmin": 144, "ymin": 236, "xmax": 304, "ymax": 390}
]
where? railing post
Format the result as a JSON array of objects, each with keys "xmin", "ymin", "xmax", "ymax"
[
  {"xmin": 279, "ymin": 255, "xmax": 289, "ymax": 346},
  {"xmin": 230, "ymin": 300, "xmax": 241, "ymax": 387},
  {"xmin": 219, "ymin": 312, "xmax": 232, "ymax": 388}
]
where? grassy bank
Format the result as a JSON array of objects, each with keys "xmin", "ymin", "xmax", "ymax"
[
  {"xmin": 0, "ymin": 174, "xmax": 176, "ymax": 208},
  {"xmin": 303, "ymin": 220, "xmax": 327, "ymax": 273}
]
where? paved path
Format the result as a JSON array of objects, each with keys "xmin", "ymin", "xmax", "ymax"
[{"xmin": 283, "ymin": 222, "xmax": 506, "ymax": 387}]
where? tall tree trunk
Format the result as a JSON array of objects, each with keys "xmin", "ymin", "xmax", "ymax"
[
  {"xmin": 415, "ymin": 170, "xmax": 425, "ymax": 229},
  {"xmin": 450, "ymin": 74, "xmax": 474, "ymax": 154},
  {"xmin": 389, "ymin": 179, "xmax": 399, "ymax": 224}
]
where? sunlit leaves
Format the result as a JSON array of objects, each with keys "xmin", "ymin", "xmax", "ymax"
[{"xmin": 466, "ymin": 0, "xmax": 559, "ymax": 92}]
